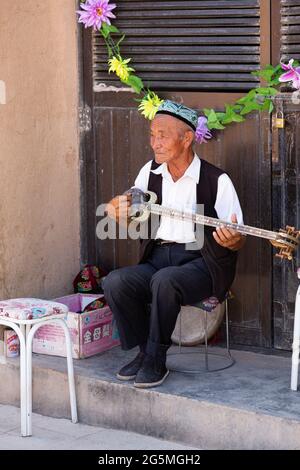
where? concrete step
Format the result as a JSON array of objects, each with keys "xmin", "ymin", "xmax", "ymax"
[{"xmin": 1, "ymin": 346, "xmax": 300, "ymax": 450}]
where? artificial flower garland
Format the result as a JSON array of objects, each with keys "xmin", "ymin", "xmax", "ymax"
[{"xmin": 77, "ymin": 0, "xmax": 300, "ymax": 144}]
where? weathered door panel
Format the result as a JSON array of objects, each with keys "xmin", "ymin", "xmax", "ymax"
[{"xmin": 273, "ymin": 99, "xmax": 300, "ymax": 350}]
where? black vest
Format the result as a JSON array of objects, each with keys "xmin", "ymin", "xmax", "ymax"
[{"xmin": 138, "ymin": 158, "xmax": 238, "ymax": 302}]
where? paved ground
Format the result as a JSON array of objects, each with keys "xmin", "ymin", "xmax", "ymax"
[{"xmin": 0, "ymin": 404, "xmax": 197, "ymax": 450}]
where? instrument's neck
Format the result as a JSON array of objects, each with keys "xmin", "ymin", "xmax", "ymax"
[{"xmin": 149, "ymin": 203, "xmax": 279, "ymax": 241}]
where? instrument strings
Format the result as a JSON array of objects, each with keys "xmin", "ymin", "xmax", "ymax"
[{"xmin": 149, "ymin": 204, "xmax": 285, "ymax": 242}]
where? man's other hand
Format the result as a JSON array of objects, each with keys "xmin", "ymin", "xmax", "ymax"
[{"xmin": 213, "ymin": 214, "xmax": 246, "ymax": 251}]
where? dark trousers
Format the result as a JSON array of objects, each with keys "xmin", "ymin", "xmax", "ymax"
[{"xmin": 103, "ymin": 243, "xmax": 213, "ymax": 359}]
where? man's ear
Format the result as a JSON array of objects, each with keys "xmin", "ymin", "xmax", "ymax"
[{"xmin": 183, "ymin": 130, "xmax": 194, "ymax": 148}]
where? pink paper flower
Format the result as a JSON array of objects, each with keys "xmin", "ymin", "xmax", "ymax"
[
  {"xmin": 77, "ymin": 0, "xmax": 116, "ymax": 31},
  {"xmin": 279, "ymin": 59, "xmax": 300, "ymax": 90},
  {"xmin": 195, "ymin": 117, "xmax": 212, "ymax": 144}
]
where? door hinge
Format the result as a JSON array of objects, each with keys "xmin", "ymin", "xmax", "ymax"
[{"xmin": 79, "ymin": 105, "xmax": 92, "ymax": 132}]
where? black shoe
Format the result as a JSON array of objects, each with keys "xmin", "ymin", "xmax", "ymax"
[
  {"xmin": 134, "ymin": 354, "xmax": 169, "ymax": 388},
  {"xmin": 116, "ymin": 352, "xmax": 145, "ymax": 381}
]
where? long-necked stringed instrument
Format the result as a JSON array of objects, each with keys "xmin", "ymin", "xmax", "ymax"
[{"xmin": 128, "ymin": 189, "xmax": 300, "ymax": 261}]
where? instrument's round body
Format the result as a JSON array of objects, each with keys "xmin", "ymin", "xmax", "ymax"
[{"xmin": 171, "ymin": 303, "xmax": 225, "ymax": 346}]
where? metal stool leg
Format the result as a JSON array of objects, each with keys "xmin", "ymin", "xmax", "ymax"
[
  {"xmin": 26, "ymin": 319, "xmax": 78, "ymax": 436},
  {"xmin": 204, "ymin": 311, "xmax": 208, "ymax": 371},
  {"xmin": 17, "ymin": 325, "xmax": 27, "ymax": 437},
  {"xmin": 26, "ymin": 323, "xmax": 40, "ymax": 436},
  {"xmin": 204, "ymin": 300, "xmax": 231, "ymax": 371},
  {"xmin": 56, "ymin": 319, "xmax": 78, "ymax": 423},
  {"xmin": 179, "ymin": 310, "xmax": 182, "ymax": 354},
  {"xmin": 168, "ymin": 299, "xmax": 235, "ymax": 373},
  {"xmin": 225, "ymin": 299, "xmax": 232, "ymax": 358},
  {"xmin": 0, "ymin": 320, "xmax": 27, "ymax": 436}
]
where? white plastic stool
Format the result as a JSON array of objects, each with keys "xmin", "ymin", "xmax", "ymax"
[
  {"xmin": 291, "ymin": 269, "xmax": 300, "ymax": 391},
  {"xmin": 0, "ymin": 298, "xmax": 78, "ymax": 436}
]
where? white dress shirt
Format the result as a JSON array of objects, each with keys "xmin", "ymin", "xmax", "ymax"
[{"xmin": 133, "ymin": 154, "xmax": 243, "ymax": 243}]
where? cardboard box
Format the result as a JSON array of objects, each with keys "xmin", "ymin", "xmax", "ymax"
[{"xmin": 32, "ymin": 294, "xmax": 120, "ymax": 359}]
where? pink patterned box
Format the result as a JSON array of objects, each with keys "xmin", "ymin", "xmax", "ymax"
[{"xmin": 32, "ymin": 294, "xmax": 120, "ymax": 359}]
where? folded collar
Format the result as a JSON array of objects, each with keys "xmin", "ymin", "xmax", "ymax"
[{"xmin": 151, "ymin": 154, "xmax": 201, "ymax": 183}]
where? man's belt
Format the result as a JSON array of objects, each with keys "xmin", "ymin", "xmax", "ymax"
[{"xmin": 155, "ymin": 239, "xmax": 180, "ymax": 245}]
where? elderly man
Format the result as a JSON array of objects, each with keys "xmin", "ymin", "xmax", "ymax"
[{"xmin": 103, "ymin": 100, "xmax": 245, "ymax": 389}]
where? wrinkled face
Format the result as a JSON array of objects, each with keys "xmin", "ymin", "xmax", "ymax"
[{"xmin": 150, "ymin": 114, "xmax": 193, "ymax": 164}]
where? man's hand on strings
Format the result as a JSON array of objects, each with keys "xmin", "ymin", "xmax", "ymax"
[{"xmin": 213, "ymin": 214, "xmax": 246, "ymax": 251}]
